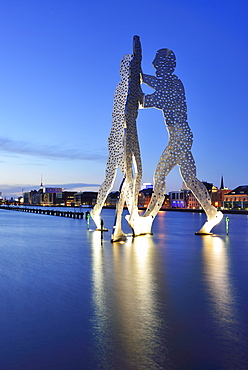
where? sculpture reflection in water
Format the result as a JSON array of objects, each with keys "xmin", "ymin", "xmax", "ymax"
[
  {"xmin": 202, "ymin": 236, "xmax": 235, "ymax": 321},
  {"xmin": 201, "ymin": 236, "xmax": 245, "ymax": 367},
  {"xmin": 91, "ymin": 36, "xmax": 223, "ymax": 239},
  {"xmin": 90, "ymin": 231, "xmax": 172, "ymax": 369}
]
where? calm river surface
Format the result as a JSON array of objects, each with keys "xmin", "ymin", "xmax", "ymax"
[{"xmin": 0, "ymin": 208, "xmax": 248, "ymax": 369}]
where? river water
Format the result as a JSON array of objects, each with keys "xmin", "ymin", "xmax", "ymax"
[{"xmin": 0, "ymin": 208, "xmax": 248, "ymax": 369}]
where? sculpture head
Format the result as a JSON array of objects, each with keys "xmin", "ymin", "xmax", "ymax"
[
  {"xmin": 120, "ymin": 54, "xmax": 133, "ymax": 80},
  {"xmin": 152, "ymin": 49, "xmax": 176, "ymax": 76}
]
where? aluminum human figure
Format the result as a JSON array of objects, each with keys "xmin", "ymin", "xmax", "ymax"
[
  {"xmin": 90, "ymin": 36, "xmax": 144, "ymax": 241},
  {"xmin": 140, "ymin": 48, "xmax": 223, "ymax": 234},
  {"xmin": 90, "ymin": 54, "xmax": 132, "ymax": 238},
  {"xmin": 123, "ymin": 36, "xmax": 153, "ymax": 236}
]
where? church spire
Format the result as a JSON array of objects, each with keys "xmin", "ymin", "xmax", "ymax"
[{"xmin": 220, "ymin": 175, "xmax": 224, "ymax": 190}]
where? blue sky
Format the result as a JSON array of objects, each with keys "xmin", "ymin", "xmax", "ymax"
[{"xmin": 0, "ymin": 0, "xmax": 247, "ymax": 198}]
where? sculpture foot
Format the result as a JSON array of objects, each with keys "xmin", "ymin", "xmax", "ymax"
[
  {"xmin": 111, "ymin": 228, "xmax": 127, "ymax": 243},
  {"xmin": 196, "ymin": 211, "xmax": 223, "ymax": 235},
  {"xmin": 90, "ymin": 209, "xmax": 101, "ymax": 230},
  {"xmin": 125, "ymin": 213, "xmax": 154, "ymax": 236}
]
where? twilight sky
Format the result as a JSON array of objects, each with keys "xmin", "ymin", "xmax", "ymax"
[{"xmin": 0, "ymin": 0, "xmax": 247, "ymax": 198}]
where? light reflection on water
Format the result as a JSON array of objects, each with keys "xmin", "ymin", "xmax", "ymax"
[
  {"xmin": 1, "ymin": 209, "xmax": 248, "ymax": 369},
  {"xmin": 202, "ymin": 235, "xmax": 247, "ymax": 368},
  {"xmin": 202, "ymin": 235, "xmax": 235, "ymax": 322},
  {"xmin": 89, "ymin": 212, "xmax": 248, "ymax": 369},
  {"xmin": 91, "ymin": 232, "xmax": 172, "ymax": 369}
]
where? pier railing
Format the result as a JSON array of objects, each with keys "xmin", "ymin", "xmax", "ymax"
[{"xmin": 0, "ymin": 206, "xmax": 84, "ymax": 219}]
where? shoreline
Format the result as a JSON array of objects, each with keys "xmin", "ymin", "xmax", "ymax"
[{"xmin": 1, "ymin": 205, "xmax": 247, "ymax": 216}]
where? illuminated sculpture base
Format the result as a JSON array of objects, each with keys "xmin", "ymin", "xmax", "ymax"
[
  {"xmin": 195, "ymin": 211, "xmax": 223, "ymax": 235},
  {"xmin": 125, "ymin": 209, "xmax": 223, "ymax": 237},
  {"xmin": 125, "ymin": 212, "xmax": 154, "ymax": 236},
  {"xmin": 111, "ymin": 229, "xmax": 127, "ymax": 243}
]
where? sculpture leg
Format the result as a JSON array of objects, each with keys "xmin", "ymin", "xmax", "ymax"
[
  {"xmin": 112, "ymin": 151, "xmax": 142, "ymax": 240},
  {"xmin": 111, "ymin": 179, "xmax": 128, "ymax": 242},
  {"xmin": 125, "ymin": 209, "xmax": 154, "ymax": 236},
  {"xmin": 91, "ymin": 157, "xmax": 119, "ymax": 229},
  {"xmin": 125, "ymin": 150, "xmax": 145, "ymax": 234},
  {"xmin": 127, "ymin": 147, "xmax": 178, "ymax": 235},
  {"xmin": 123, "ymin": 139, "xmax": 157, "ymax": 237},
  {"xmin": 179, "ymin": 151, "xmax": 223, "ymax": 234},
  {"xmin": 148, "ymin": 147, "xmax": 177, "ymax": 215}
]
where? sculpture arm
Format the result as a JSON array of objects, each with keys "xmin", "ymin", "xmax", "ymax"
[
  {"xmin": 142, "ymin": 74, "xmax": 157, "ymax": 89},
  {"xmin": 130, "ymin": 35, "xmax": 144, "ymax": 106},
  {"xmin": 143, "ymin": 93, "xmax": 156, "ymax": 108},
  {"xmin": 133, "ymin": 35, "xmax": 142, "ymax": 59},
  {"xmin": 140, "ymin": 74, "xmax": 157, "ymax": 108}
]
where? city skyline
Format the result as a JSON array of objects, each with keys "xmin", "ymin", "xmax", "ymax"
[{"xmin": 1, "ymin": 1, "xmax": 247, "ymax": 198}]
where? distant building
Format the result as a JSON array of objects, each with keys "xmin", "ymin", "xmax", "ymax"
[
  {"xmin": 169, "ymin": 190, "xmax": 189, "ymax": 208},
  {"xmin": 211, "ymin": 175, "xmax": 229, "ymax": 208},
  {"xmin": 39, "ymin": 187, "xmax": 63, "ymax": 206},
  {"xmin": 43, "ymin": 187, "xmax": 63, "ymax": 194},
  {"xmin": 24, "ymin": 189, "xmax": 43, "ymax": 205},
  {"xmin": 187, "ymin": 191, "xmax": 201, "ymax": 209},
  {"xmin": 75, "ymin": 191, "xmax": 98, "ymax": 206},
  {"xmin": 211, "ymin": 188, "xmax": 229, "ymax": 208},
  {"xmin": 23, "ymin": 191, "xmax": 31, "ymax": 204},
  {"xmin": 138, "ymin": 187, "xmax": 153, "ymax": 208},
  {"xmin": 105, "ymin": 191, "xmax": 120, "ymax": 207},
  {"xmin": 224, "ymin": 185, "xmax": 248, "ymax": 210},
  {"xmin": 56, "ymin": 191, "xmax": 77, "ymax": 206},
  {"xmin": 141, "ymin": 183, "xmax": 153, "ymax": 190},
  {"xmin": 171, "ymin": 180, "xmax": 227, "ymax": 209},
  {"xmin": 162, "ymin": 194, "xmax": 171, "ymax": 209},
  {"xmin": 138, "ymin": 188, "xmax": 170, "ymax": 209},
  {"xmin": 40, "ymin": 193, "xmax": 55, "ymax": 206},
  {"xmin": 23, "ymin": 182, "xmax": 79, "ymax": 206}
]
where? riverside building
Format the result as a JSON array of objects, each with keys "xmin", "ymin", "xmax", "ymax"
[{"xmin": 224, "ymin": 185, "xmax": 248, "ymax": 210}]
